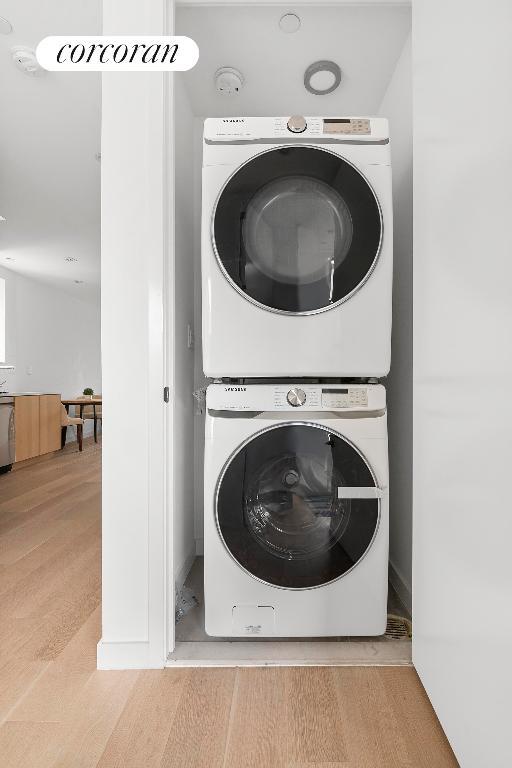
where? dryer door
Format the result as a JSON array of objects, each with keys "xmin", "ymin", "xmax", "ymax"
[
  {"xmin": 213, "ymin": 146, "xmax": 382, "ymax": 314},
  {"xmin": 216, "ymin": 423, "xmax": 381, "ymax": 589}
]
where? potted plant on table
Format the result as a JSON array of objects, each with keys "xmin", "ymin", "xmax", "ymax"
[{"xmin": 83, "ymin": 387, "xmax": 94, "ymax": 400}]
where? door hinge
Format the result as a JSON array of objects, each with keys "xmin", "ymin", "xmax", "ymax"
[{"xmin": 163, "ymin": 386, "xmax": 170, "ymax": 403}]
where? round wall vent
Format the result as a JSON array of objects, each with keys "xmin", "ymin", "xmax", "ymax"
[{"xmin": 214, "ymin": 67, "xmax": 244, "ymax": 96}]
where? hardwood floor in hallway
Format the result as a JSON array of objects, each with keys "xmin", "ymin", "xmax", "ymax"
[{"xmin": 0, "ymin": 440, "xmax": 459, "ymax": 767}]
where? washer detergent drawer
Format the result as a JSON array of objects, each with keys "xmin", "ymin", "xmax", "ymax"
[{"xmin": 232, "ymin": 605, "xmax": 275, "ymax": 636}]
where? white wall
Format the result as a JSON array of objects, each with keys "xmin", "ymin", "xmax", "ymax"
[
  {"xmin": 0, "ymin": 266, "xmax": 18, "ymax": 390},
  {"xmin": 413, "ymin": 1, "xmax": 512, "ymax": 765},
  {"xmin": 15, "ymin": 277, "xmax": 101, "ymax": 398},
  {"xmin": 0, "ymin": 264, "xmax": 101, "ymax": 434},
  {"xmin": 173, "ymin": 77, "xmax": 196, "ymax": 584},
  {"xmin": 378, "ymin": 35, "xmax": 413, "ymax": 611}
]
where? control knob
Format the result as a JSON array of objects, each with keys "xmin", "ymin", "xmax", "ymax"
[
  {"xmin": 287, "ymin": 388, "xmax": 306, "ymax": 407},
  {"xmin": 287, "ymin": 115, "xmax": 307, "ymax": 133}
]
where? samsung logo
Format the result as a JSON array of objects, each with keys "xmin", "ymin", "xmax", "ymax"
[
  {"xmin": 225, "ymin": 386, "xmax": 246, "ymax": 391},
  {"xmin": 222, "ymin": 118, "xmax": 245, "ymax": 123}
]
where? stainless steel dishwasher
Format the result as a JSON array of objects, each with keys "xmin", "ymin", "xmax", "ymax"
[{"xmin": 0, "ymin": 396, "xmax": 15, "ymax": 473}]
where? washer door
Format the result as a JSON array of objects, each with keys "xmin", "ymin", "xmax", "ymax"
[
  {"xmin": 213, "ymin": 146, "xmax": 382, "ymax": 314},
  {"xmin": 216, "ymin": 424, "xmax": 380, "ymax": 589}
]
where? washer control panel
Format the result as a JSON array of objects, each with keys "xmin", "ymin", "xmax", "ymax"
[
  {"xmin": 272, "ymin": 386, "xmax": 369, "ymax": 410},
  {"xmin": 206, "ymin": 384, "xmax": 383, "ymax": 412},
  {"xmin": 321, "ymin": 388, "xmax": 368, "ymax": 408}
]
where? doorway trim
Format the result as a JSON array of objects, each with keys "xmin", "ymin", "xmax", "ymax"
[{"xmin": 97, "ymin": 0, "xmax": 173, "ymax": 670}]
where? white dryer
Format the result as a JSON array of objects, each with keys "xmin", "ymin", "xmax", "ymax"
[
  {"xmin": 202, "ymin": 116, "xmax": 393, "ymax": 378},
  {"xmin": 204, "ymin": 383, "xmax": 389, "ymax": 637}
]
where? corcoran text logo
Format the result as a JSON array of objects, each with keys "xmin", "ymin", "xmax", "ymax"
[
  {"xmin": 36, "ymin": 36, "xmax": 199, "ymax": 72},
  {"xmin": 225, "ymin": 387, "xmax": 247, "ymax": 392}
]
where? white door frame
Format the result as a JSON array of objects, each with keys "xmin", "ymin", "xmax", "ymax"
[
  {"xmin": 165, "ymin": 0, "xmax": 176, "ymax": 659},
  {"xmin": 98, "ymin": 0, "xmax": 173, "ymax": 669}
]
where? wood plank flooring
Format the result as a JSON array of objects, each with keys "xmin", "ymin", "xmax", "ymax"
[{"xmin": 0, "ymin": 439, "xmax": 459, "ymax": 767}]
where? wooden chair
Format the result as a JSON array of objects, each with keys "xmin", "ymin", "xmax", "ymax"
[
  {"xmin": 61, "ymin": 404, "xmax": 84, "ymax": 452},
  {"xmin": 74, "ymin": 395, "xmax": 102, "ymax": 442}
]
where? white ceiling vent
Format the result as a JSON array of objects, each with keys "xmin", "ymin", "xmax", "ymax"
[
  {"xmin": 11, "ymin": 46, "xmax": 42, "ymax": 76},
  {"xmin": 214, "ymin": 67, "xmax": 244, "ymax": 96},
  {"xmin": 279, "ymin": 13, "xmax": 301, "ymax": 33}
]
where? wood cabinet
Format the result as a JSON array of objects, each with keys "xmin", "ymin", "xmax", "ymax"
[
  {"xmin": 39, "ymin": 395, "xmax": 62, "ymax": 454},
  {"xmin": 14, "ymin": 395, "xmax": 61, "ymax": 462},
  {"xmin": 14, "ymin": 396, "xmax": 40, "ymax": 462}
]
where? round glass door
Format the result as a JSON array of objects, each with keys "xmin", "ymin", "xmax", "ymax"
[
  {"xmin": 216, "ymin": 424, "xmax": 380, "ymax": 589},
  {"xmin": 213, "ymin": 146, "xmax": 382, "ymax": 314}
]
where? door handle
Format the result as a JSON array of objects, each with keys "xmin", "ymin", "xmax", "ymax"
[{"xmin": 337, "ymin": 486, "xmax": 387, "ymax": 499}]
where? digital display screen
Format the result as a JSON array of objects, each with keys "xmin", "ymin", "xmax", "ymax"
[
  {"xmin": 323, "ymin": 118, "xmax": 370, "ymax": 135},
  {"xmin": 322, "ymin": 388, "xmax": 349, "ymax": 394}
]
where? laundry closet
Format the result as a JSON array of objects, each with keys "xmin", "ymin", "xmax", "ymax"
[
  {"xmin": 170, "ymin": 1, "xmax": 412, "ymax": 664},
  {"xmin": 101, "ymin": 0, "xmax": 511, "ymax": 761}
]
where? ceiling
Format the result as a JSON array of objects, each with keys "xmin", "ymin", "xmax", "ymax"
[
  {"xmin": 0, "ymin": 0, "xmax": 101, "ymax": 304},
  {"xmin": 176, "ymin": 3, "xmax": 411, "ymax": 118}
]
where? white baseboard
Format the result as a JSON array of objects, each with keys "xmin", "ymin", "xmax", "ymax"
[
  {"xmin": 167, "ymin": 640, "xmax": 412, "ymax": 667},
  {"xmin": 97, "ymin": 639, "xmax": 164, "ymax": 670},
  {"xmin": 389, "ymin": 560, "xmax": 412, "ymax": 616}
]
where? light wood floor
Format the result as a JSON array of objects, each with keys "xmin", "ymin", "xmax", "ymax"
[{"xmin": 0, "ymin": 439, "xmax": 459, "ymax": 767}]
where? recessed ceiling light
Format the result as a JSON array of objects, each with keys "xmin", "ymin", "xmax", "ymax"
[
  {"xmin": 304, "ymin": 60, "xmax": 342, "ymax": 96},
  {"xmin": 279, "ymin": 13, "xmax": 301, "ymax": 33},
  {"xmin": 0, "ymin": 216, "xmax": 6, "ymax": 222},
  {"xmin": 74, "ymin": 280, "xmax": 84, "ymax": 284},
  {"xmin": 65, "ymin": 256, "xmax": 78, "ymax": 263}
]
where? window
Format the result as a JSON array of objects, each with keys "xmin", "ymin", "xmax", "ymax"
[{"xmin": 0, "ymin": 277, "xmax": 5, "ymax": 362}]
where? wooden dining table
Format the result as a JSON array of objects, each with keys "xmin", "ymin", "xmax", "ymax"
[{"xmin": 62, "ymin": 398, "xmax": 102, "ymax": 442}]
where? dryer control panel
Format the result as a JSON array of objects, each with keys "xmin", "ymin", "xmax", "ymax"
[
  {"xmin": 203, "ymin": 116, "xmax": 388, "ymax": 143},
  {"xmin": 207, "ymin": 384, "xmax": 385, "ymax": 413}
]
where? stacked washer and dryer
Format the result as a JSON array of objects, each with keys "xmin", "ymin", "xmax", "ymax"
[{"xmin": 201, "ymin": 116, "xmax": 393, "ymax": 637}]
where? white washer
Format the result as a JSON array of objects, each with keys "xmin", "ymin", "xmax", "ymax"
[
  {"xmin": 202, "ymin": 116, "xmax": 393, "ymax": 379},
  {"xmin": 204, "ymin": 383, "xmax": 389, "ymax": 637}
]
